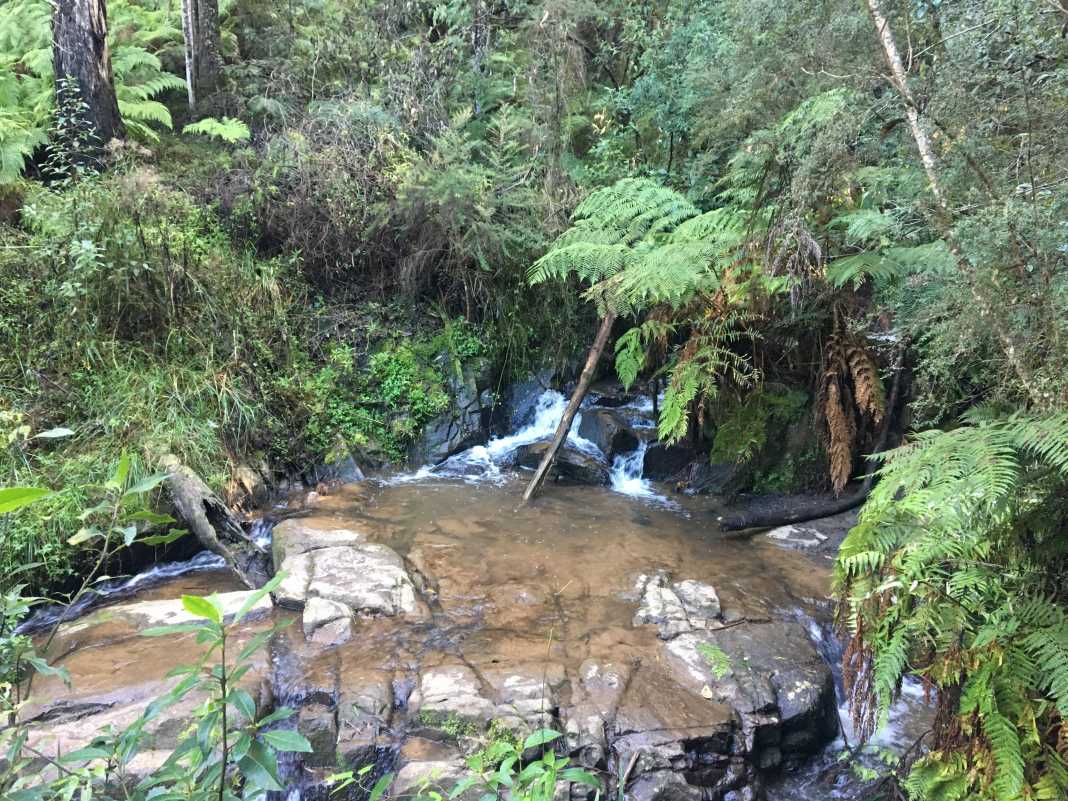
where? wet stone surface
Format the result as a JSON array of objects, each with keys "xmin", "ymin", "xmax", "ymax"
[{"xmin": 26, "ymin": 479, "xmax": 849, "ymax": 800}]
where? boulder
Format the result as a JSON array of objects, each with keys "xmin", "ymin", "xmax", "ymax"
[
  {"xmin": 577, "ymin": 408, "xmax": 641, "ymax": 458},
  {"xmin": 610, "ymin": 663, "xmax": 744, "ymax": 801},
  {"xmin": 663, "ymin": 621, "xmax": 839, "ymax": 769},
  {"xmin": 643, "ymin": 443, "xmax": 699, "ymax": 482},
  {"xmin": 633, "ymin": 573, "xmax": 721, "ymax": 639},
  {"xmin": 271, "ymin": 518, "xmax": 428, "ymax": 624},
  {"xmin": 411, "ymin": 664, "xmax": 495, "ymax": 729},
  {"xmin": 514, "ymin": 442, "xmax": 611, "ymax": 485}
]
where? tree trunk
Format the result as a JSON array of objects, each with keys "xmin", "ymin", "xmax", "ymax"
[
  {"xmin": 160, "ymin": 454, "xmax": 271, "ymax": 588},
  {"xmin": 522, "ymin": 312, "xmax": 616, "ymax": 504},
  {"xmin": 181, "ymin": 0, "xmax": 222, "ymax": 108},
  {"xmin": 865, "ymin": 0, "xmax": 1043, "ymax": 408},
  {"xmin": 52, "ymin": 0, "xmax": 124, "ymax": 146}
]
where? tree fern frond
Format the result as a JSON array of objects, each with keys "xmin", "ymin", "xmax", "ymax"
[{"xmin": 182, "ymin": 117, "xmax": 252, "ymax": 144}]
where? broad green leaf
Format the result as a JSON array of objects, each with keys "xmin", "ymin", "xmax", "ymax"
[
  {"xmin": 369, "ymin": 771, "xmax": 394, "ymax": 801},
  {"xmin": 229, "ymin": 687, "xmax": 257, "ymax": 721},
  {"xmin": 123, "ymin": 473, "xmax": 169, "ymax": 497},
  {"xmin": 260, "ymin": 728, "xmax": 313, "ymax": 753},
  {"xmin": 256, "ymin": 706, "xmax": 295, "ymax": 727},
  {"xmin": 182, "ymin": 594, "xmax": 222, "ymax": 624},
  {"xmin": 522, "ymin": 728, "xmax": 561, "ymax": 750},
  {"xmin": 238, "ymin": 739, "xmax": 284, "ymax": 791},
  {"xmin": 109, "ymin": 453, "xmax": 132, "ymax": 490},
  {"xmin": 560, "ymin": 768, "xmax": 603, "ymax": 789},
  {"xmin": 0, "ymin": 487, "xmax": 52, "ymax": 514},
  {"xmin": 139, "ymin": 528, "xmax": 187, "ymax": 546}
]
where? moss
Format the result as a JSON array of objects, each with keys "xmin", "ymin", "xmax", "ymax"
[{"xmin": 417, "ymin": 710, "xmax": 479, "ymax": 740}]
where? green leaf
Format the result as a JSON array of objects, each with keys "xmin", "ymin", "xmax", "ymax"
[
  {"xmin": 237, "ymin": 740, "xmax": 284, "ymax": 791},
  {"xmin": 123, "ymin": 473, "xmax": 169, "ymax": 497},
  {"xmin": 182, "ymin": 594, "xmax": 222, "ymax": 624},
  {"xmin": 228, "ymin": 688, "xmax": 256, "ymax": 721},
  {"xmin": 260, "ymin": 728, "xmax": 313, "ymax": 753},
  {"xmin": 140, "ymin": 528, "xmax": 187, "ymax": 546},
  {"xmin": 109, "ymin": 453, "xmax": 132, "ymax": 490},
  {"xmin": 233, "ymin": 571, "xmax": 285, "ymax": 624},
  {"xmin": 0, "ymin": 487, "xmax": 52, "ymax": 514},
  {"xmin": 142, "ymin": 623, "xmax": 207, "ymax": 637},
  {"xmin": 255, "ymin": 706, "xmax": 295, "ymax": 727},
  {"xmin": 560, "ymin": 768, "xmax": 603, "ymax": 789},
  {"xmin": 369, "ymin": 771, "xmax": 394, "ymax": 801},
  {"xmin": 522, "ymin": 728, "xmax": 561, "ymax": 750}
]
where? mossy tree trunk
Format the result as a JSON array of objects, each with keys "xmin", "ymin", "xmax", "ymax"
[{"xmin": 52, "ymin": 0, "xmax": 124, "ymax": 146}]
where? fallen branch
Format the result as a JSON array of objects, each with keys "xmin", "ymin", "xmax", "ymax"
[
  {"xmin": 159, "ymin": 454, "xmax": 271, "ymax": 588},
  {"xmin": 522, "ymin": 312, "xmax": 616, "ymax": 504}
]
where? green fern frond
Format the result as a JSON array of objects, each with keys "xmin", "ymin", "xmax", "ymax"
[{"xmin": 182, "ymin": 117, "xmax": 252, "ymax": 144}]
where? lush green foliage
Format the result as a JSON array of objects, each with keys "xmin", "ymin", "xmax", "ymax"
[{"xmin": 836, "ymin": 412, "xmax": 1068, "ymax": 800}]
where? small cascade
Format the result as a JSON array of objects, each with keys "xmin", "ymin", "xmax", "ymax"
[
  {"xmin": 18, "ymin": 518, "xmax": 275, "ymax": 634},
  {"xmin": 609, "ymin": 439, "xmax": 654, "ymax": 497},
  {"xmin": 389, "ymin": 389, "xmax": 602, "ymax": 484},
  {"xmin": 390, "ymin": 389, "xmax": 678, "ymax": 506}
]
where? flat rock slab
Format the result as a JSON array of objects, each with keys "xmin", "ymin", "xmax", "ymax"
[{"xmin": 271, "ymin": 518, "xmax": 428, "ymax": 639}]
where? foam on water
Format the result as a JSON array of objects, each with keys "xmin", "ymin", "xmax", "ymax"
[{"xmin": 389, "ymin": 389, "xmax": 676, "ymax": 506}]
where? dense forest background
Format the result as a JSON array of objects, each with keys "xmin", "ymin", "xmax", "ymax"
[{"xmin": 2, "ymin": 0, "xmax": 1068, "ymax": 798}]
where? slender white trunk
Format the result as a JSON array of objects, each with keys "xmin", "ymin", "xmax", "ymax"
[{"xmin": 865, "ymin": 0, "xmax": 1043, "ymax": 408}]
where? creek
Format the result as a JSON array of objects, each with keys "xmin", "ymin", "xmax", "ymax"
[{"xmin": 21, "ymin": 390, "xmax": 931, "ymax": 800}]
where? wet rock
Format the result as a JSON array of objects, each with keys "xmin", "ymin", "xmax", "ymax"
[
  {"xmin": 764, "ymin": 524, "xmax": 828, "ymax": 550},
  {"xmin": 663, "ymin": 621, "xmax": 838, "ymax": 769},
  {"xmin": 51, "ymin": 590, "xmax": 274, "ymax": 648},
  {"xmin": 299, "ymin": 703, "xmax": 339, "ymax": 767},
  {"xmin": 577, "ymin": 409, "xmax": 641, "ymax": 458},
  {"xmin": 395, "ymin": 738, "xmax": 472, "ymax": 798},
  {"xmin": 302, "ymin": 597, "xmax": 354, "ymax": 644},
  {"xmin": 633, "ymin": 573, "xmax": 721, "ymax": 639},
  {"xmin": 409, "ymin": 362, "xmax": 494, "ymax": 465},
  {"xmin": 411, "ymin": 664, "xmax": 495, "ymax": 730},
  {"xmin": 515, "ymin": 442, "xmax": 611, "ymax": 485},
  {"xmin": 642, "ymin": 443, "xmax": 699, "ymax": 482},
  {"xmin": 564, "ymin": 659, "xmax": 633, "ymax": 767},
  {"xmin": 481, "ymin": 661, "xmax": 567, "ymax": 732},
  {"xmin": 610, "ymin": 664, "xmax": 743, "ymax": 800},
  {"xmin": 272, "ymin": 518, "xmax": 429, "ymax": 624}
]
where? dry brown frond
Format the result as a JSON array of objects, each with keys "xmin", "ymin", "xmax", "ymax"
[
  {"xmin": 826, "ymin": 380, "xmax": 854, "ymax": 495},
  {"xmin": 847, "ymin": 338, "xmax": 885, "ymax": 424}
]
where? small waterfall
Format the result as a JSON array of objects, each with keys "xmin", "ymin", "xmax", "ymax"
[
  {"xmin": 389, "ymin": 389, "xmax": 602, "ymax": 484},
  {"xmin": 609, "ymin": 439, "xmax": 655, "ymax": 497}
]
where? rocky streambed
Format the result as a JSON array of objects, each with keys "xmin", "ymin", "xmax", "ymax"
[{"xmin": 19, "ymin": 476, "xmax": 882, "ymax": 801}]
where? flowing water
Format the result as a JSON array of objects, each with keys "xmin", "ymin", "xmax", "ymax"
[{"xmin": 23, "ymin": 390, "xmax": 932, "ymax": 799}]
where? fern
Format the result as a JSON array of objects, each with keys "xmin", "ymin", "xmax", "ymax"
[
  {"xmin": 0, "ymin": 0, "xmax": 188, "ymax": 181},
  {"xmin": 182, "ymin": 117, "xmax": 251, "ymax": 144},
  {"xmin": 835, "ymin": 411, "xmax": 1068, "ymax": 800}
]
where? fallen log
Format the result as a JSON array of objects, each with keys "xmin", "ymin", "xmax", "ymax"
[
  {"xmin": 717, "ymin": 489, "xmax": 868, "ymax": 532},
  {"xmin": 159, "ymin": 454, "xmax": 271, "ymax": 588},
  {"xmin": 719, "ymin": 343, "xmax": 906, "ymax": 533}
]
